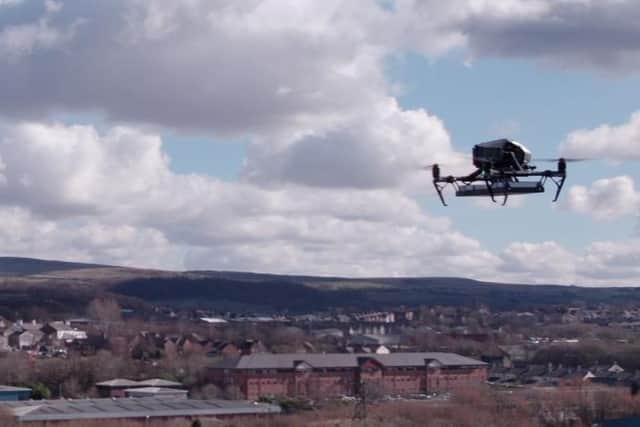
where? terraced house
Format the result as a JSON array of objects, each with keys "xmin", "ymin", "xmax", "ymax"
[{"xmin": 209, "ymin": 352, "xmax": 487, "ymax": 400}]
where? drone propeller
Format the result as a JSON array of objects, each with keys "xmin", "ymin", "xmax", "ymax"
[
  {"xmin": 418, "ymin": 162, "xmax": 456, "ymax": 170},
  {"xmin": 536, "ymin": 157, "xmax": 591, "ymax": 163}
]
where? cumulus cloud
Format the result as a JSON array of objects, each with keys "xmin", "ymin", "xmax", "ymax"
[
  {"xmin": 3, "ymin": 0, "xmax": 640, "ymax": 136},
  {"xmin": 0, "ymin": 1, "xmax": 80, "ymax": 58},
  {"xmin": 565, "ymin": 176, "xmax": 640, "ymax": 219},
  {"xmin": 579, "ymin": 240, "xmax": 640, "ymax": 281},
  {"xmin": 561, "ymin": 111, "xmax": 640, "ymax": 161},
  {"xmin": 461, "ymin": 0, "xmax": 640, "ymax": 72},
  {"xmin": 0, "ymin": 122, "xmax": 171, "ymax": 216},
  {"xmin": 242, "ymin": 98, "xmax": 461, "ymax": 189},
  {"xmin": 0, "ymin": 1, "xmax": 390, "ymax": 135},
  {"xmin": 501, "ymin": 239, "xmax": 640, "ymax": 285},
  {"xmin": 0, "ymin": 121, "xmax": 500, "ymax": 277},
  {"xmin": 0, "ymin": 206, "xmax": 177, "ymax": 269},
  {"xmin": 501, "ymin": 241, "xmax": 578, "ymax": 283}
]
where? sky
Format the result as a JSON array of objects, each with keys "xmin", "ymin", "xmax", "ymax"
[{"xmin": 1, "ymin": 0, "xmax": 640, "ymax": 285}]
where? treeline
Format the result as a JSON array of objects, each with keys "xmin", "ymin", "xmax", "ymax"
[{"xmin": 533, "ymin": 343, "xmax": 640, "ymax": 370}]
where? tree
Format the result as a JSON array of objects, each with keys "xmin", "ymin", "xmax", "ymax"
[
  {"xmin": 87, "ymin": 297, "xmax": 121, "ymax": 323},
  {"xmin": 30, "ymin": 382, "xmax": 51, "ymax": 400}
]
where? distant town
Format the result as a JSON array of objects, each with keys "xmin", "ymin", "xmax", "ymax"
[{"xmin": 3, "ymin": 290, "xmax": 640, "ymax": 426}]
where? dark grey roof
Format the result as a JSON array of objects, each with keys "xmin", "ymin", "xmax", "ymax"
[
  {"xmin": 213, "ymin": 352, "xmax": 486, "ymax": 370},
  {"xmin": 2, "ymin": 397, "xmax": 281, "ymax": 422}
]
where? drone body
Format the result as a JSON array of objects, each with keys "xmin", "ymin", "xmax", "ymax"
[{"xmin": 432, "ymin": 139, "xmax": 568, "ymax": 206}]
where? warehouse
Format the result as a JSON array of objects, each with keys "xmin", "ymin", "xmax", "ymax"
[{"xmin": 1, "ymin": 397, "xmax": 281, "ymax": 426}]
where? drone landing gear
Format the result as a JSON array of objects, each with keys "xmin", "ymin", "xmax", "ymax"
[
  {"xmin": 433, "ymin": 181, "xmax": 449, "ymax": 207},
  {"xmin": 541, "ymin": 173, "xmax": 566, "ymax": 202},
  {"xmin": 484, "ymin": 177, "xmax": 511, "ymax": 206}
]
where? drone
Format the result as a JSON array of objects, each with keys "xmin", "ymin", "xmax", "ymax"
[{"xmin": 430, "ymin": 138, "xmax": 581, "ymax": 206}]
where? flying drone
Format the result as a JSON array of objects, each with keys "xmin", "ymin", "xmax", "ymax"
[{"xmin": 430, "ymin": 138, "xmax": 582, "ymax": 206}]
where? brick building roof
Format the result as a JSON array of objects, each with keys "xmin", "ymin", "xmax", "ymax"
[{"xmin": 214, "ymin": 352, "xmax": 486, "ymax": 370}]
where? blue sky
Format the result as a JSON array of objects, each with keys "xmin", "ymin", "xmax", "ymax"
[{"xmin": 2, "ymin": 1, "xmax": 640, "ymax": 284}]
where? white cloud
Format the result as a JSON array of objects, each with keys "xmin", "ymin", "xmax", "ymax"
[
  {"xmin": 561, "ymin": 111, "xmax": 640, "ymax": 161},
  {"xmin": 0, "ymin": 2, "xmax": 80, "ymax": 59},
  {"xmin": 501, "ymin": 241, "xmax": 578, "ymax": 283},
  {"xmin": 565, "ymin": 176, "xmax": 640, "ymax": 219},
  {"xmin": 0, "ymin": 122, "xmax": 170, "ymax": 216},
  {"xmin": 0, "ymin": 121, "xmax": 499, "ymax": 277},
  {"xmin": 580, "ymin": 240, "xmax": 640, "ymax": 281},
  {"xmin": 2, "ymin": 0, "xmax": 639, "ymax": 137},
  {"xmin": 242, "ymin": 98, "xmax": 461, "ymax": 190},
  {"xmin": 44, "ymin": 0, "xmax": 62, "ymax": 14},
  {"xmin": 0, "ymin": 1, "xmax": 389, "ymax": 135},
  {"xmin": 501, "ymin": 239, "xmax": 640, "ymax": 285},
  {"xmin": 0, "ymin": 206, "xmax": 177, "ymax": 269}
]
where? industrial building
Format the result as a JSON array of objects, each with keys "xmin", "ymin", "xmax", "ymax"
[{"xmin": 1, "ymin": 397, "xmax": 281, "ymax": 426}]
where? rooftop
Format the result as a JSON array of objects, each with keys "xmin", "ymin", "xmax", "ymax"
[
  {"xmin": 96, "ymin": 378, "xmax": 182, "ymax": 388},
  {"xmin": 1, "ymin": 397, "xmax": 281, "ymax": 422},
  {"xmin": 124, "ymin": 387, "xmax": 187, "ymax": 394},
  {"xmin": 0, "ymin": 386, "xmax": 31, "ymax": 393},
  {"xmin": 95, "ymin": 379, "xmax": 140, "ymax": 388},
  {"xmin": 138, "ymin": 378, "xmax": 183, "ymax": 387},
  {"xmin": 214, "ymin": 352, "xmax": 487, "ymax": 370}
]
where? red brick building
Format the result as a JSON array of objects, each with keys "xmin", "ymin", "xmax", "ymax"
[{"xmin": 209, "ymin": 352, "xmax": 487, "ymax": 400}]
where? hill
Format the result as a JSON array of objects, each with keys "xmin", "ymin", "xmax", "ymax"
[
  {"xmin": 0, "ymin": 257, "xmax": 108, "ymax": 276},
  {"xmin": 0, "ymin": 257, "xmax": 639, "ymax": 316}
]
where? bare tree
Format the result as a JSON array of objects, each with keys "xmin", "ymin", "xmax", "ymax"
[{"xmin": 87, "ymin": 297, "xmax": 122, "ymax": 323}]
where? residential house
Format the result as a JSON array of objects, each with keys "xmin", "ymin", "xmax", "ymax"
[
  {"xmin": 208, "ymin": 341, "xmax": 242, "ymax": 359},
  {"xmin": 0, "ymin": 335, "xmax": 10, "ymax": 352},
  {"xmin": 18, "ymin": 330, "xmax": 44, "ymax": 350},
  {"xmin": 41, "ymin": 321, "xmax": 88, "ymax": 345}
]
